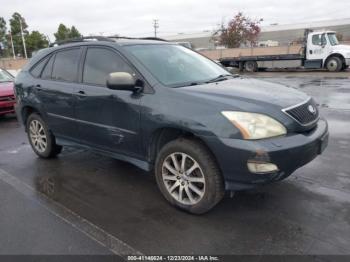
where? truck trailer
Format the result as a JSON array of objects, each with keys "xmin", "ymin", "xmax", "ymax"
[{"xmin": 200, "ymin": 30, "xmax": 350, "ymax": 72}]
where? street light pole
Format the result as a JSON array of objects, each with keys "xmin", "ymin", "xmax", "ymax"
[
  {"xmin": 9, "ymin": 30, "xmax": 15, "ymax": 59},
  {"xmin": 153, "ymin": 19, "xmax": 159, "ymax": 38},
  {"xmin": 19, "ymin": 18, "xmax": 28, "ymax": 59}
]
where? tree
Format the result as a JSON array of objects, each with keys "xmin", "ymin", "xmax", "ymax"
[
  {"xmin": 54, "ymin": 24, "xmax": 70, "ymax": 41},
  {"xmin": 69, "ymin": 26, "xmax": 81, "ymax": 38},
  {"xmin": 9, "ymin": 12, "xmax": 29, "ymax": 57},
  {"xmin": 25, "ymin": 31, "xmax": 48, "ymax": 57},
  {"xmin": 54, "ymin": 24, "xmax": 82, "ymax": 41},
  {"xmin": 0, "ymin": 17, "xmax": 7, "ymax": 56},
  {"xmin": 213, "ymin": 12, "xmax": 262, "ymax": 48}
]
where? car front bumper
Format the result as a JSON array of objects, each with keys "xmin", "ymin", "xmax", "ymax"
[
  {"xmin": 345, "ymin": 58, "xmax": 350, "ymax": 66},
  {"xmin": 0, "ymin": 100, "xmax": 16, "ymax": 115},
  {"xmin": 202, "ymin": 119, "xmax": 329, "ymax": 190}
]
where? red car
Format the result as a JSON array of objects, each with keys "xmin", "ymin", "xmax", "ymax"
[{"xmin": 0, "ymin": 68, "xmax": 15, "ymax": 116}]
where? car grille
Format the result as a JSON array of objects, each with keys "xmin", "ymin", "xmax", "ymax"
[
  {"xmin": 283, "ymin": 98, "xmax": 319, "ymax": 126},
  {"xmin": 0, "ymin": 95, "xmax": 15, "ymax": 102}
]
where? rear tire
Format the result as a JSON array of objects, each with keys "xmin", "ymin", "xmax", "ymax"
[
  {"xmin": 26, "ymin": 113, "xmax": 62, "ymax": 158},
  {"xmin": 326, "ymin": 56, "xmax": 342, "ymax": 72},
  {"xmin": 155, "ymin": 138, "xmax": 225, "ymax": 214},
  {"xmin": 244, "ymin": 61, "xmax": 258, "ymax": 72}
]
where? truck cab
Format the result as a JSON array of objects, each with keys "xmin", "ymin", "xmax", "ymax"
[{"xmin": 306, "ymin": 30, "xmax": 350, "ymax": 71}]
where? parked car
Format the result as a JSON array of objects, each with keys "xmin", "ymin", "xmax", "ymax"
[
  {"xmin": 0, "ymin": 68, "xmax": 15, "ymax": 117},
  {"xmin": 14, "ymin": 37, "xmax": 329, "ymax": 214}
]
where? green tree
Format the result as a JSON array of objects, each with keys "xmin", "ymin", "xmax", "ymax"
[
  {"xmin": 54, "ymin": 24, "xmax": 82, "ymax": 42},
  {"xmin": 69, "ymin": 26, "xmax": 81, "ymax": 38},
  {"xmin": 25, "ymin": 31, "xmax": 48, "ymax": 57},
  {"xmin": 213, "ymin": 12, "xmax": 263, "ymax": 48},
  {"xmin": 54, "ymin": 24, "xmax": 70, "ymax": 41},
  {"xmin": 0, "ymin": 17, "xmax": 7, "ymax": 57},
  {"xmin": 9, "ymin": 12, "xmax": 29, "ymax": 57}
]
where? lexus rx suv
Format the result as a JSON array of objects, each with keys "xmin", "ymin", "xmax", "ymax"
[{"xmin": 14, "ymin": 37, "xmax": 329, "ymax": 214}]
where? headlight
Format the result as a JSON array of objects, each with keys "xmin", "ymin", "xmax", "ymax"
[{"xmin": 222, "ymin": 111, "xmax": 287, "ymax": 139}]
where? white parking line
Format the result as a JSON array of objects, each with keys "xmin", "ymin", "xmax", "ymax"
[{"xmin": 0, "ymin": 168, "xmax": 143, "ymax": 258}]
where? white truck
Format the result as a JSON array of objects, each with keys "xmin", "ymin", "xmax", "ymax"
[{"xmin": 202, "ymin": 30, "xmax": 350, "ymax": 72}]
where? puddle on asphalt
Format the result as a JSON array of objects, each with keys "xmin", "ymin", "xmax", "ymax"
[{"xmin": 325, "ymin": 119, "xmax": 350, "ymax": 136}]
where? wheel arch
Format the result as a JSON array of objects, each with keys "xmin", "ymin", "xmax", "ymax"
[
  {"xmin": 324, "ymin": 53, "xmax": 345, "ymax": 68},
  {"xmin": 148, "ymin": 127, "xmax": 220, "ymax": 170},
  {"xmin": 21, "ymin": 105, "xmax": 41, "ymax": 127}
]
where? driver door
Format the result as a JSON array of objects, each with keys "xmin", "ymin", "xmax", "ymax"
[
  {"xmin": 74, "ymin": 46, "xmax": 142, "ymax": 158},
  {"xmin": 307, "ymin": 33, "xmax": 328, "ymax": 61}
]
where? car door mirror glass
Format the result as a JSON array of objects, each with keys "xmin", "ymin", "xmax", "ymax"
[{"xmin": 106, "ymin": 72, "xmax": 136, "ymax": 91}]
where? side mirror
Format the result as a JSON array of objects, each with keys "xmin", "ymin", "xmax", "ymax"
[{"xmin": 107, "ymin": 72, "xmax": 137, "ymax": 91}]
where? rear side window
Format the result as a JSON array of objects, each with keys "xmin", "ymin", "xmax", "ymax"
[
  {"xmin": 41, "ymin": 54, "xmax": 55, "ymax": 79},
  {"xmin": 30, "ymin": 56, "xmax": 49, "ymax": 78},
  {"xmin": 52, "ymin": 48, "xmax": 81, "ymax": 82},
  {"xmin": 83, "ymin": 47, "xmax": 132, "ymax": 86}
]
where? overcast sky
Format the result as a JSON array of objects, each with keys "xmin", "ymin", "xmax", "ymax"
[{"xmin": 1, "ymin": 0, "xmax": 350, "ymax": 41}]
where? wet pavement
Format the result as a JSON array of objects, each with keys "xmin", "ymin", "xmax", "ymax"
[{"xmin": 0, "ymin": 73, "xmax": 349, "ymax": 256}]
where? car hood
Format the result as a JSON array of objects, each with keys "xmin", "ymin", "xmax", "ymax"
[
  {"xmin": 331, "ymin": 44, "xmax": 350, "ymax": 54},
  {"xmin": 176, "ymin": 77, "xmax": 308, "ymax": 111},
  {"xmin": 0, "ymin": 82, "xmax": 14, "ymax": 97}
]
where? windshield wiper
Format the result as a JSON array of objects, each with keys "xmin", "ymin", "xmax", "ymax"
[{"xmin": 206, "ymin": 74, "xmax": 235, "ymax": 83}]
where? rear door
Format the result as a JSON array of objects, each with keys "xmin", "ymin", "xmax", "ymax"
[
  {"xmin": 36, "ymin": 47, "xmax": 82, "ymax": 141},
  {"xmin": 74, "ymin": 46, "xmax": 142, "ymax": 158}
]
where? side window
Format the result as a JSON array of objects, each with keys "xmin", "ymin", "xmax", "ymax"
[
  {"xmin": 83, "ymin": 47, "xmax": 133, "ymax": 86},
  {"xmin": 312, "ymin": 34, "xmax": 321, "ymax": 46},
  {"xmin": 312, "ymin": 34, "xmax": 326, "ymax": 46},
  {"xmin": 41, "ymin": 54, "xmax": 55, "ymax": 79},
  {"xmin": 52, "ymin": 48, "xmax": 81, "ymax": 82},
  {"xmin": 30, "ymin": 56, "xmax": 49, "ymax": 78}
]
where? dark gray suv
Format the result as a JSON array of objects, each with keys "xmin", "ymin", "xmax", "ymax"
[{"xmin": 14, "ymin": 37, "xmax": 329, "ymax": 214}]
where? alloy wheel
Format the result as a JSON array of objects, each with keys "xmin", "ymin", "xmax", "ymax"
[
  {"xmin": 162, "ymin": 152, "xmax": 206, "ymax": 205},
  {"xmin": 29, "ymin": 119, "xmax": 47, "ymax": 153}
]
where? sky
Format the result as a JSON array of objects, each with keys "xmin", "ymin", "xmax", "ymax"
[{"xmin": 1, "ymin": 0, "xmax": 350, "ymax": 42}]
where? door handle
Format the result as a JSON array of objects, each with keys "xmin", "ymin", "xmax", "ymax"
[
  {"xmin": 77, "ymin": 90, "xmax": 86, "ymax": 95},
  {"xmin": 35, "ymin": 84, "xmax": 43, "ymax": 91}
]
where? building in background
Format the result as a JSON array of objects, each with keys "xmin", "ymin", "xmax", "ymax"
[{"xmin": 163, "ymin": 18, "xmax": 350, "ymax": 50}]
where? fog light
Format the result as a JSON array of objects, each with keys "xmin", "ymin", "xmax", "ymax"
[{"xmin": 247, "ymin": 161, "xmax": 279, "ymax": 174}]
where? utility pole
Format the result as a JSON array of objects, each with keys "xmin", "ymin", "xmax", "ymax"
[
  {"xmin": 9, "ymin": 30, "xmax": 15, "ymax": 59},
  {"xmin": 19, "ymin": 17, "xmax": 28, "ymax": 59},
  {"xmin": 153, "ymin": 19, "xmax": 159, "ymax": 38}
]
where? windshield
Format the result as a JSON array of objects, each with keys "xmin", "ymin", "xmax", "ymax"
[
  {"xmin": 0, "ymin": 69, "xmax": 14, "ymax": 83},
  {"xmin": 328, "ymin": 33, "xmax": 339, "ymax": 46},
  {"xmin": 125, "ymin": 44, "xmax": 229, "ymax": 87}
]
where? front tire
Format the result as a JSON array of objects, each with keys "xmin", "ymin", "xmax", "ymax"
[
  {"xmin": 27, "ymin": 113, "xmax": 62, "ymax": 158},
  {"xmin": 326, "ymin": 56, "xmax": 342, "ymax": 72},
  {"xmin": 155, "ymin": 138, "xmax": 225, "ymax": 214}
]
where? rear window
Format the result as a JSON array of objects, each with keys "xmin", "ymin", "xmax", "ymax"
[
  {"xmin": 51, "ymin": 48, "xmax": 81, "ymax": 82},
  {"xmin": 30, "ymin": 56, "xmax": 50, "ymax": 78}
]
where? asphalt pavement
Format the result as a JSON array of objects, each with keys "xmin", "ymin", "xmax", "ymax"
[{"xmin": 0, "ymin": 73, "xmax": 349, "ymax": 256}]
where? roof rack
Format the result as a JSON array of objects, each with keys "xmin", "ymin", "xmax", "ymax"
[
  {"xmin": 109, "ymin": 36, "xmax": 168, "ymax": 42},
  {"xmin": 49, "ymin": 36, "xmax": 115, "ymax": 47},
  {"xmin": 49, "ymin": 35, "xmax": 168, "ymax": 47}
]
